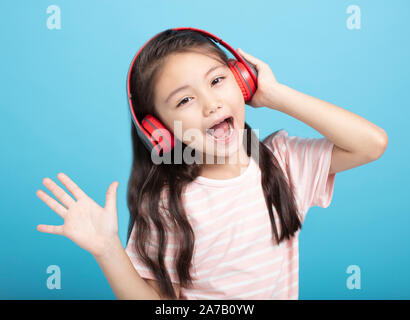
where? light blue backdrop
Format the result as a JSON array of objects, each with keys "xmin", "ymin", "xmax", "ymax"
[{"xmin": 0, "ymin": 0, "xmax": 408, "ymax": 299}]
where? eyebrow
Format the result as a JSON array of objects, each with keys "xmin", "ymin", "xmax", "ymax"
[{"xmin": 164, "ymin": 64, "xmax": 225, "ymax": 104}]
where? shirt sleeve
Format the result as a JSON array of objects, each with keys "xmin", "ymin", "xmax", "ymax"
[
  {"xmin": 125, "ymin": 199, "xmax": 180, "ymax": 284},
  {"xmin": 263, "ymin": 129, "xmax": 336, "ymax": 222}
]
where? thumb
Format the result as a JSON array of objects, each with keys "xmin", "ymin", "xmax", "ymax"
[{"xmin": 105, "ymin": 181, "xmax": 119, "ymax": 212}]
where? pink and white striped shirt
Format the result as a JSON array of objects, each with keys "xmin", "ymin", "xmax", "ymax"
[{"xmin": 125, "ymin": 129, "xmax": 336, "ymax": 299}]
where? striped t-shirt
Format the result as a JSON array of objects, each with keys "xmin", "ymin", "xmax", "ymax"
[{"xmin": 125, "ymin": 129, "xmax": 336, "ymax": 299}]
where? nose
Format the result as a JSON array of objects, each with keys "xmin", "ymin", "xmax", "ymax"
[{"xmin": 203, "ymin": 95, "xmax": 223, "ymax": 117}]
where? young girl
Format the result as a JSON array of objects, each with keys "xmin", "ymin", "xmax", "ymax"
[{"xmin": 36, "ymin": 28, "xmax": 388, "ymax": 300}]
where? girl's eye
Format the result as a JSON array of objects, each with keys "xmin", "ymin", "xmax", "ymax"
[
  {"xmin": 176, "ymin": 77, "xmax": 225, "ymax": 108},
  {"xmin": 211, "ymin": 76, "xmax": 226, "ymax": 86},
  {"xmin": 177, "ymin": 97, "xmax": 192, "ymax": 107}
]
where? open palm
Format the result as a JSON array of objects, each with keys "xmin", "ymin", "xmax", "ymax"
[{"xmin": 36, "ymin": 173, "xmax": 119, "ymax": 257}]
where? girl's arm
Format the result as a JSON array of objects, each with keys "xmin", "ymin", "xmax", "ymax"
[
  {"xmin": 36, "ymin": 174, "xmax": 162, "ymax": 300},
  {"xmin": 236, "ymin": 48, "xmax": 388, "ymax": 173},
  {"xmin": 265, "ymin": 83, "xmax": 387, "ymax": 159},
  {"xmin": 93, "ymin": 236, "xmax": 162, "ymax": 300},
  {"xmin": 265, "ymin": 83, "xmax": 388, "ymax": 174}
]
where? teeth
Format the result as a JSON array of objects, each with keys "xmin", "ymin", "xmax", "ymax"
[{"xmin": 206, "ymin": 118, "xmax": 234, "ymax": 140}]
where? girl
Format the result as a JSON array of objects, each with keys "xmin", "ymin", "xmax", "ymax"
[{"xmin": 36, "ymin": 28, "xmax": 388, "ymax": 300}]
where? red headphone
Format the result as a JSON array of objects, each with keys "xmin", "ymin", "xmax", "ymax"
[{"xmin": 126, "ymin": 27, "xmax": 258, "ymax": 156}]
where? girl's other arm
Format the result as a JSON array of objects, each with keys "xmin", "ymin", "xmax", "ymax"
[
  {"xmin": 35, "ymin": 174, "xmax": 171, "ymax": 300},
  {"xmin": 93, "ymin": 236, "xmax": 164, "ymax": 300},
  {"xmin": 266, "ymin": 83, "xmax": 388, "ymax": 159},
  {"xmin": 236, "ymin": 48, "xmax": 388, "ymax": 174}
]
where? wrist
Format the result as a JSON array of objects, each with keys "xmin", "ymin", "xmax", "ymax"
[
  {"xmin": 265, "ymin": 82, "xmax": 288, "ymax": 111},
  {"xmin": 93, "ymin": 234, "xmax": 123, "ymax": 262}
]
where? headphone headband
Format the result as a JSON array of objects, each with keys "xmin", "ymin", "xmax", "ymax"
[{"xmin": 171, "ymin": 27, "xmax": 258, "ymax": 84}]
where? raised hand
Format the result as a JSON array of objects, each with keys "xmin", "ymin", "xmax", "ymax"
[
  {"xmin": 36, "ymin": 173, "xmax": 120, "ymax": 258},
  {"xmin": 236, "ymin": 48, "xmax": 281, "ymax": 109}
]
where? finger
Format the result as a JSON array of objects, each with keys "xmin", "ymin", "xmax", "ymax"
[
  {"xmin": 36, "ymin": 189, "xmax": 67, "ymax": 218},
  {"xmin": 57, "ymin": 172, "xmax": 87, "ymax": 200},
  {"xmin": 37, "ymin": 224, "xmax": 64, "ymax": 236},
  {"xmin": 105, "ymin": 181, "xmax": 119, "ymax": 212},
  {"xmin": 237, "ymin": 48, "xmax": 260, "ymax": 66},
  {"xmin": 42, "ymin": 177, "xmax": 76, "ymax": 208}
]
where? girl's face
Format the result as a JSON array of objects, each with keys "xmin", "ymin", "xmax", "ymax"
[{"xmin": 153, "ymin": 50, "xmax": 246, "ymax": 162}]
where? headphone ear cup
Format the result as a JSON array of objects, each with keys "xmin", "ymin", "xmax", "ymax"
[
  {"xmin": 141, "ymin": 114, "xmax": 175, "ymax": 154},
  {"xmin": 228, "ymin": 59, "xmax": 257, "ymax": 102}
]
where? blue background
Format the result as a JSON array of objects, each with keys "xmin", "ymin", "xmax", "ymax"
[{"xmin": 0, "ymin": 0, "xmax": 408, "ymax": 299}]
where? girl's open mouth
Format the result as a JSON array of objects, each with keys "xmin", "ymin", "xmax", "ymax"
[{"xmin": 206, "ymin": 116, "xmax": 236, "ymax": 144}]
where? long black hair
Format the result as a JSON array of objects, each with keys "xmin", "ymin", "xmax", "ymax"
[{"xmin": 126, "ymin": 29, "xmax": 301, "ymax": 300}]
